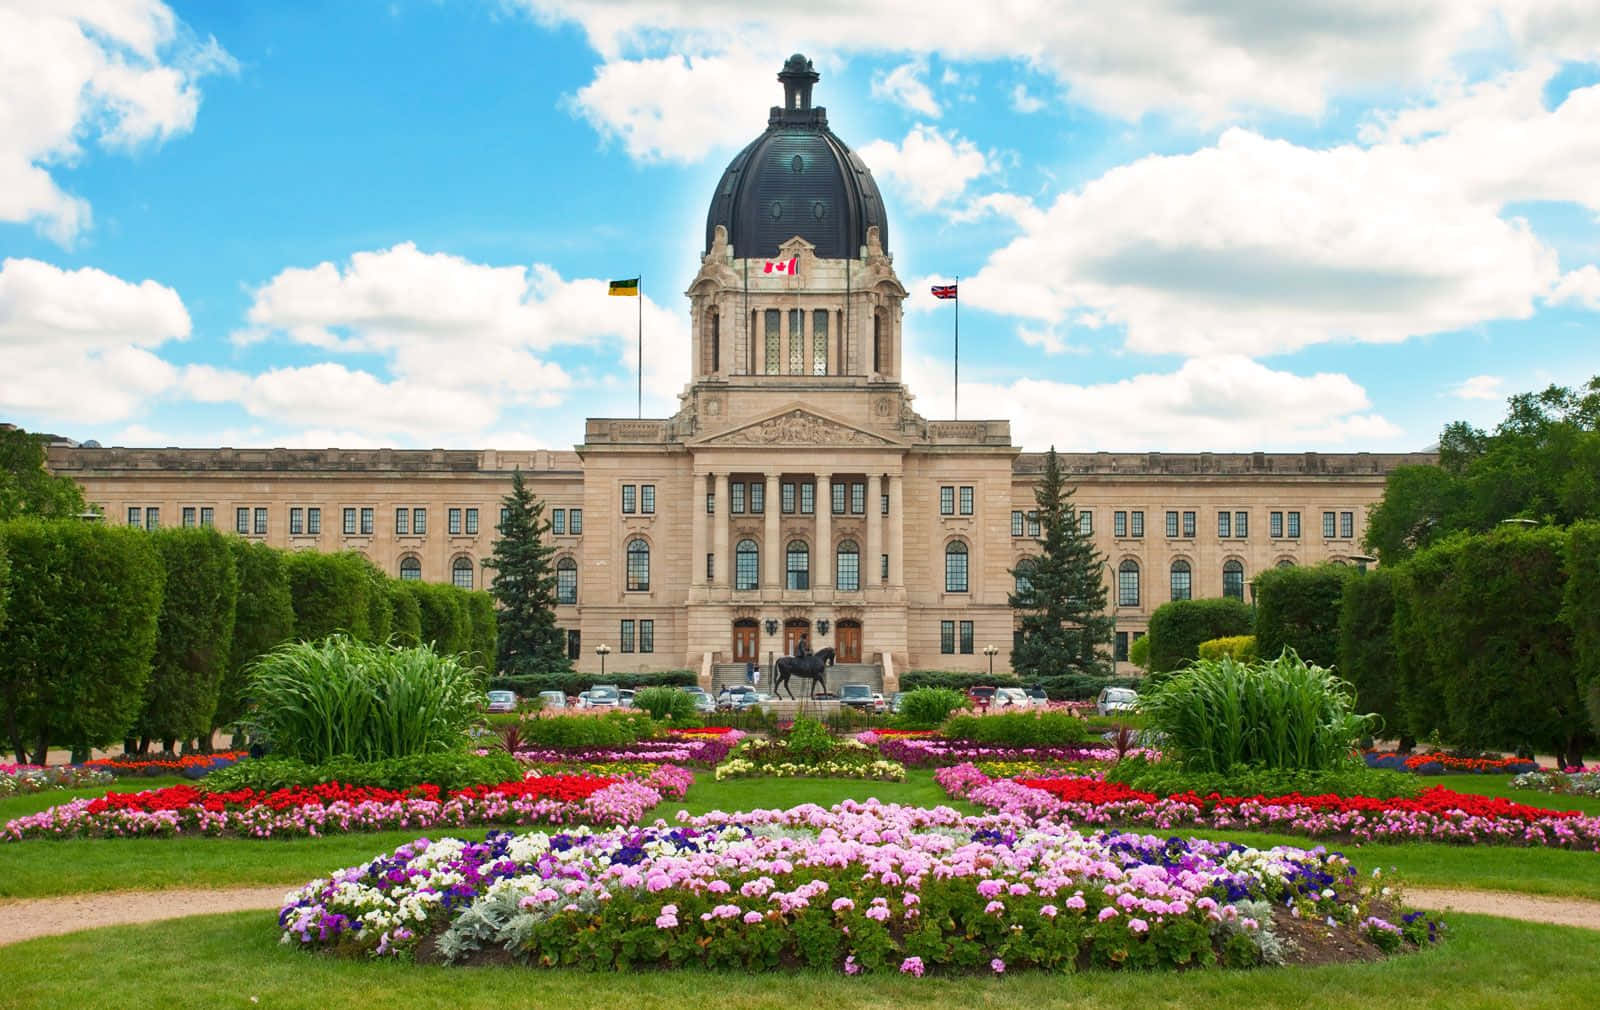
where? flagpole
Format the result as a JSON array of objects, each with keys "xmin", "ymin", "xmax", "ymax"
[
  {"xmin": 637, "ymin": 274, "xmax": 643, "ymax": 419},
  {"xmin": 954, "ymin": 275, "xmax": 960, "ymax": 420}
]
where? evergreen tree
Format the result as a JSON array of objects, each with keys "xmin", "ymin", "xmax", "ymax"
[
  {"xmin": 486, "ymin": 469, "xmax": 571, "ymax": 676},
  {"xmin": 1009, "ymin": 447, "xmax": 1114, "ymax": 678}
]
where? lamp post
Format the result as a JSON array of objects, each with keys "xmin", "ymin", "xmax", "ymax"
[
  {"xmin": 1346, "ymin": 553, "xmax": 1376, "ymax": 575},
  {"xmin": 1104, "ymin": 560, "xmax": 1120, "ymax": 674},
  {"xmin": 983, "ymin": 643, "xmax": 998, "ymax": 677},
  {"xmin": 595, "ymin": 644, "xmax": 610, "ymax": 680},
  {"xmin": 1247, "ymin": 578, "xmax": 1258, "ymax": 612}
]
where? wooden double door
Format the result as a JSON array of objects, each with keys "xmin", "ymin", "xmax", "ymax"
[
  {"xmin": 783, "ymin": 620, "xmax": 811, "ymax": 657},
  {"xmin": 732, "ymin": 620, "xmax": 759, "ymax": 663},
  {"xmin": 835, "ymin": 620, "xmax": 862, "ymax": 663}
]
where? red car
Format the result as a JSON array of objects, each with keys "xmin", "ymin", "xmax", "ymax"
[{"xmin": 967, "ymin": 685, "xmax": 997, "ymax": 709}]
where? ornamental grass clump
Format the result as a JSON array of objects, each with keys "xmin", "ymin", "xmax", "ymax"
[
  {"xmin": 1139, "ymin": 651, "xmax": 1375, "ymax": 773},
  {"xmin": 897, "ymin": 688, "xmax": 968, "ymax": 730},
  {"xmin": 248, "ymin": 636, "xmax": 484, "ymax": 763}
]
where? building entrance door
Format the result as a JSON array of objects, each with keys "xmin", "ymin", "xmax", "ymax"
[
  {"xmin": 783, "ymin": 619, "xmax": 811, "ymax": 657},
  {"xmin": 732, "ymin": 620, "xmax": 759, "ymax": 663},
  {"xmin": 835, "ymin": 620, "xmax": 862, "ymax": 663}
]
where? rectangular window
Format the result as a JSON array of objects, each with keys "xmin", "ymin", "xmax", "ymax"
[
  {"xmin": 1012, "ymin": 510, "xmax": 1025, "ymax": 537},
  {"xmin": 1218, "ymin": 511, "xmax": 1231, "ymax": 538},
  {"xmin": 1270, "ymin": 511, "xmax": 1284, "ymax": 538},
  {"xmin": 832, "ymin": 481, "xmax": 846, "ymax": 514},
  {"xmin": 145, "ymin": 507, "xmax": 160, "ymax": 530},
  {"xmin": 567, "ymin": 629, "xmax": 581, "ymax": 661},
  {"xmin": 569, "ymin": 509, "xmax": 582, "ymax": 534},
  {"xmin": 750, "ymin": 481, "xmax": 765, "ymax": 514},
  {"xmin": 764, "ymin": 309, "xmax": 781, "ymax": 374},
  {"xmin": 940, "ymin": 620, "xmax": 956, "ymax": 655},
  {"xmin": 1235, "ymin": 511, "xmax": 1248, "ymax": 538},
  {"xmin": 201, "ymin": 507, "xmax": 214, "ymax": 528},
  {"xmin": 706, "ymin": 490, "xmax": 715, "ymax": 515},
  {"xmin": 1323, "ymin": 511, "xmax": 1337, "ymax": 538},
  {"xmin": 500, "ymin": 506, "xmax": 509, "ymax": 529},
  {"xmin": 851, "ymin": 482, "xmax": 865, "ymax": 515},
  {"xmin": 736, "ymin": 545, "xmax": 758, "ymax": 590},
  {"xmin": 1078, "ymin": 510, "xmax": 1093, "ymax": 536},
  {"xmin": 939, "ymin": 486, "xmax": 955, "ymax": 515},
  {"xmin": 360, "ymin": 508, "xmax": 374, "ymax": 535},
  {"xmin": 1115, "ymin": 631, "xmax": 1129, "ymax": 662},
  {"xmin": 1287, "ymin": 511, "xmax": 1300, "ymax": 538},
  {"xmin": 788, "ymin": 308, "xmax": 803, "ymax": 374},
  {"xmin": 812, "ymin": 308, "xmax": 829, "ymax": 374},
  {"xmin": 395, "ymin": 508, "xmax": 409, "ymax": 536},
  {"xmin": 640, "ymin": 486, "xmax": 654, "ymax": 515},
  {"xmin": 127, "ymin": 506, "xmax": 142, "ymax": 528},
  {"xmin": 552, "ymin": 508, "xmax": 565, "ymax": 535},
  {"xmin": 254, "ymin": 507, "xmax": 267, "ymax": 535},
  {"xmin": 639, "ymin": 619, "xmax": 654, "ymax": 654},
  {"xmin": 182, "ymin": 506, "xmax": 196, "ymax": 528},
  {"xmin": 706, "ymin": 553, "xmax": 715, "ymax": 581},
  {"xmin": 959, "ymin": 620, "xmax": 974, "ymax": 655},
  {"xmin": 412, "ymin": 508, "xmax": 426, "ymax": 535},
  {"xmin": 781, "ymin": 481, "xmax": 796, "ymax": 514},
  {"xmin": 621, "ymin": 485, "xmax": 636, "ymax": 514},
  {"xmin": 958, "ymin": 486, "xmax": 974, "ymax": 515},
  {"xmin": 448, "ymin": 508, "xmax": 462, "ymax": 535},
  {"xmin": 837, "ymin": 547, "xmax": 859, "ymax": 591},
  {"xmin": 1341, "ymin": 511, "xmax": 1354, "ymax": 539},
  {"xmin": 466, "ymin": 508, "xmax": 479, "ymax": 535},
  {"xmin": 732, "ymin": 481, "xmax": 746, "ymax": 513},
  {"xmin": 800, "ymin": 482, "xmax": 814, "ymax": 515},
  {"xmin": 1182, "ymin": 511, "xmax": 1196, "ymax": 538},
  {"xmin": 881, "ymin": 554, "xmax": 890, "ymax": 582},
  {"xmin": 620, "ymin": 619, "xmax": 635, "ymax": 653},
  {"xmin": 1131, "ymin": 511, "xmax": 1144, "ymax": 538},
  {"xmin": 343, "ymin": 508, "xmax": 356, "ymax": 535},
  {"xmin": 306, "ymin": 507, "xmax": 319, "ymax": 534},
  {"xmin": 1114, "ymin": 510, "xmax": 1127, "ymax": 538},
  {"xmin": 881, "ymin": 492, "xmax": 890, "ymax": 516},
  {"xmin": 1165, "ymin": 510, "xmax": 1178, "ymax": 537},
  {"xmin": 1027, "ymin": 512, "xmax": 1040, "ymax": 538},
  {"xmin": 239, "ymin": 507, "xmax": 252, "ymax": 534}
]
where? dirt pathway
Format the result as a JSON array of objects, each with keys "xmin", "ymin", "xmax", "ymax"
[{"xmin": 1403, "ymin": 887, "xmax": 1600, "ymax": 930}]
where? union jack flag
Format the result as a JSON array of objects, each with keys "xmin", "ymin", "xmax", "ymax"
[{"xmin": 931, "ymin": 284, "xmax": 957, "ymax": 299}]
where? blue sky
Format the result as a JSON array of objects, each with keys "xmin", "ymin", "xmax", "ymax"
[{"xmin": 2, "ymin": 1, "xmax": 1598, "ymax": 452}]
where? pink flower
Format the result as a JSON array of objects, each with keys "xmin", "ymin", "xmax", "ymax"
[
  {"xmin": 1128, "ymin": 918, "xmax": 1149, "ymax": 934},
  {"xmin": 1098, "ymin": 906, "xmax": 1118, "ymax": 921},
  {"xmin": 1065, "ymin": 894, "xmax": 1087, "ymax": 910},
  {"xmin": 843, "ymin": 955, "xmax": 860, "ymax": 976},
  {"xmin": 990, "ymin": 958, "xmax": 1006, "ymax": 974},
  {"xmin": 832, "ymin": 897, "xmax": 855, "ymax": 913},
  {"xmin": 743, "ymin": 911, "xmax": 764, "ymax": 924},
  {"xmin": 900, "ymin": 956, "xmax": 925, "ymax": 977},
  {"xmin": 1039, "ymin": 904, "xmax": 1058, "ymax": 918},
  {"xmin": 984, "ymin": 900, "xmax": 1006, "ymax": 916}
]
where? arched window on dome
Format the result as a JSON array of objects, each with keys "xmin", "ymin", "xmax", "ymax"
[{"xmin": 812, "ymin": 309, "xmax": 828, "ymax": 375}]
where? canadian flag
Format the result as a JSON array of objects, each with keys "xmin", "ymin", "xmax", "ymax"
[{"xmin": 763, "ymin": 257, "xmax": 798, "ymax": 275}]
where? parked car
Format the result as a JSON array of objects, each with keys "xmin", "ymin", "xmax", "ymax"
[
  {"xmin": 1096, "ymin": 686, "xmax": 1139, "ymax": 716},
  {"xmin": 537, "ymin": 690, "xmax": 568, "ymax": 710},
  {"xmin": 871, "ymin": 692, "xmax": 887, "ymax": 714},
  {"xmin": 617, "ymin": 688, "xmax": 636, "ymax": 708},
  {"xmin": 993, "ymin": 687, "xmax": 1030, "ymax": 709},
  {"xmin": 716, "ymin": 684, "xmax": 758, "ymax": 710},
  {"xmin": 486, "ymin": 690, "xmax": 518, "ymax": 714},
  {"xmin": 839, "ymin": 683, "xmax": 875, "ymax": 711},
  {"xmin": 1024, "ymin": 686, "xmax": 1049, "ymax": 706},
  {"xmin": 967, "ymin": 685, "xmax": 997, "ymax": 709},
  {"xmin": 577, "ymin": 685, "xmax": 621, "ymax": 709},
  {"xmin": 681, "ymin": 687, "xmax": 715, "ymax": 714},
  {"xmin": 889, "ymin": 691, "xmax": 905, "ymax": 714}
]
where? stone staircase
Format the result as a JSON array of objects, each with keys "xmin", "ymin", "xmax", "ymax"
[{"xmin": 712, "ymin": 661, "xmax": 883, "ymax": 696}]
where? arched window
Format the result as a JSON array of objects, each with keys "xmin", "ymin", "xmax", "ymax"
[
  {"xmin": 1118, "ymin": 559, "xmax": 1140, "ymax": 607},
  {"xmin": 625, "ymin": 538, "xmax": 650, "ymax": 592},
  {"xmin": 1276, "ymin": 558, "xmax": 1296, "ymax": 569},
  {"xmin": 451, "ymin": 556, "xmax": 474, "ymax": 590},
  {"xmin": 1013, "ymin": 557, "xmax": 1034, "ymax": 598},
  {"xmin": 735, "ymin": 539, "xmax": 759, "ymax": 590},
  {"xmin": 835, "ymin": 539, "xmax": 860, "ymax": 591},
  {"xmin": 709, "ymin": 309, "xmax": 720, "ymax": 373},
  {"xmin": 1169, "ymin": 559, "xmax": 1191, "ymax": 601},
  {"xmin": 399, "ymin": 556, "xmax": 421, "ymax": 581},
  {"xmin": 945, "ymin": 540, "xmax": 969, "ymax": 593},
  {"xmin": 1222, "ymin": 560, "xmax": 1245, "ymax": 600},
  {"xmin": 872, "ymin": 312, "xmax": 882, "ymax": 373},
  {"xmin": 556, "ymin": 557, "xmax": 577, "ymax": 605},
  {"xmin": 786, "ymin": 539, "xmax": 810, "ymax": 590}
]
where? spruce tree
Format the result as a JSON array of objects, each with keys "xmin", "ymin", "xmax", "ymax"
[
  {"xmin": 486, "ymin": 469, "xmax": 571, "ymax": 676},
  {"xmin": 1008, "ymin": 446, "xmax": 1114, "ymax": 678}
]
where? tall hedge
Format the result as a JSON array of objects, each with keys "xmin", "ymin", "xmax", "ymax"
[
  {"xmin": 1252, "ymin": 563, "xmax": 1352, "ymax": 669},
  {"xmin": 133, "ymin": 527, "xmax": 239, "ymax": 749},
  {"xmin": 0, "ymin": 540, "xmax": 8, "ymax": 635},
  {"xmin": 1389, "ymin": 550, "xmax": 1449, "ymax": 743},
  {"xmin": 411, "ymin": 581, "xmax": 470, "ymax": 658},
  {"xmin": 464, "ymin": 590, "xmax": 497, "ymax": 674},
  {"xmin": 1145, "ymin": 597, "xmax": 1253, "ymax": 673},
  {"xmin": 216, "ymin": 538, "xmax": 296, "ymax": 735},
  {"xmin": 0, "ymin": 520, "xmax": 164, "ymax": 764},
  {"xmin": 387, "ymin": 580, "xmax": 423, "ymax": 647},
  {"xmin": 1567, "ymin": 522, "xmax": 1600, "ymax": 734},
  {"xmin": 362, "ymin": 559, "xmax": 392, "ymax": 644},
  {"xmin": 1338, "ymin": 569, "xmax": 1406, "ymax": 744},
  {"xmin": 286, "ymin": 550, "xmax": 374, "ymax": 642}
]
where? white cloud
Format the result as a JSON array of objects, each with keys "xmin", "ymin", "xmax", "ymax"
[
  {"xmin": 1550, "ymin": 265, "xmax": 1600, "ymax": 310},
  {"xmin": 1451, "ymin": 375, "xmax": 1505, "ymax": 400},
  {"xmin": 0, "ymin": 257, "xmax": 189, "ymax": 423},
  {"xmin": 0, "ymin": 0, "xmax": 233, "ymax": 243},
  {"xmin": 858, "ymin": 125, "xmax": 990, "ymax": 212},
  {"xmin": 564, "ymin": 50, "xmax": 774, "ymax": 162},
  {"xmin": 871, "ymin": 60, "xmax": 941, "ymax": 118},
  {"xmin": 1010, "ymin": 84, "xmax": 1045, "ymax": 114}
]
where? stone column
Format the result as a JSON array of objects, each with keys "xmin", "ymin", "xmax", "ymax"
[
  {"xmin": 866, "ymin": 473, "xmax": 882, "ymax": 592},
  {"xmin": 763, "ymin": 473, "xmax": 780, "ymax": 592},
  {"xmin": 691, "ymin": 472, "xmax": 708, "ymax": 587},
  {"xmin": 713, "ymin": 473, "xmax": 729, "ymax": 587},
  {"xmin": 815, "ymin": 474, "xmax": 832, "ymax": 591},
  {"xmin": 889, "ymin": 473, "xmax": 905, "ymax": 587}
]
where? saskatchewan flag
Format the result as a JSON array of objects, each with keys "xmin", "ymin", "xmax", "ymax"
[{"xmin": 608, "ymin": 277, "xmax": 639, "ymax": 296}]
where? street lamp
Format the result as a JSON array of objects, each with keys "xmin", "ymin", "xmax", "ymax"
[
  {"xmin": 983, "ymin": 643, "xmax": 998, "ymax": 677},
  {"xmin": 1247, "ymin": 578, "xmax": 1258, "ymax": 611},
  {"xmin": 1346, "ymin": 553, "xmax": 1376, "ymax": 574},
  {"xmin": 595, "ymin": 643, "xmax": 611, "ymax": 679}
]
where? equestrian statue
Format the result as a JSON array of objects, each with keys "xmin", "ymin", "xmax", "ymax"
[{"xmin": 774, "ymin": 646, "xmax": 835, "ymax": 700}]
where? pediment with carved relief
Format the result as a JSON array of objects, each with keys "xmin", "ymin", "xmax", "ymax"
[{"xmin": 694, "ymin": 408, "xmax": 900, "ymax": 448}]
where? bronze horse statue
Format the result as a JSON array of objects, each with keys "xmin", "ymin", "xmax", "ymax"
[{"xmin": 774, "ymin": 647, "xmax": 835, "ymax": 700}]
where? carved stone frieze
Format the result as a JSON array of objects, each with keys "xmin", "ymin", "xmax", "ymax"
[{"xmin": 712, "ymin": 409, "xmax": 893, "ymax": 446}]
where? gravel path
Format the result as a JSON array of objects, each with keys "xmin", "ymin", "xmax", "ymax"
[{"xmin": 2, "ymin": 884, "xmax": 1598, "ymax": 948}]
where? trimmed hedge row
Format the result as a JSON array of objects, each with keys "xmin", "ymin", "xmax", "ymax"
[
  {"xmin": 1145, "ymin": 597, "xmax": 1252, "ymax": 674},
  {"xmin": 488, "ymin": 670, "xmax": 696, "ymax": 696}
]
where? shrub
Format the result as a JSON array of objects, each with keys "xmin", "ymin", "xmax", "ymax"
[
  {"xmin": 411, "ymin": 581, "xmax": 471, "ymax": 657},
  {"xmin": 217, "ymin": 538, "xmax": 295, "ymax": 736},
  {"xmin": 1145, "ymin": 598, "xmax": 1253, "ymax": 674},
  {"xmin": 1138, "ymin": 652, "xmax": 1375, "ymax": 773},
  {"xmin": 1338, "ymin": 570, "xmax": 1405, "ymax": 745},
  {"xmin": 248, "ymin": 637, "xmax": 485, "ymax": 763},
  {"xmin": 464, "ymin": 590, "xmax": 497, "ymax": 673},
  {"xmin": 387, "ymin": 580, "xmax": 423, "ymax": 648},
  {"xmin": 1031, "ymin": 673, "xmax": 1141, "ymax": 701},
  {"xmin": 634, "ymin": 686, "xmax": 696, "ymax": 722},
  {"xmin": 488, "ymin": 671, "xmax": 696, "ymax": 695},
  {"xmin": 1127, "ymin": 633, "xmax": 1150, "ymax": 671},
  {"xmin": 202, "ymin": 750, "xmax": 521, "ymax": 793},
  {"xmin": 900, "ymin": 671, "xmax": 1022, "ymax": 691},
  {"xmin": 0, "ymin": 520, "xmax": 164, "ymax": 764},
  {"xmin": 362, "ymin": 561, "xmax": 392, "ymax": 646},
  {"xmin": 1105, "ymin": 755, "xmax": 1420, "ymax": 800},
  {"xmin": 897, "ymin": 688, "xmax": 967, "ymax": 729},
  {"xmin": 134, "ymin": 527, "xmax": 239, "ymax": 748},
  {"xmin": 285, "ymin": 551, "xmax": 374, "ymax": 643},
  {"xmin": 785, "ymin": 716, "xmax": 835, "ymax": 762},
  {"xmin": 1197, "ymin": 635, "xmax": 1257, "ymax": 663},
  {"xmin": 942, "ymin": 711, "xmax": 1090, "ymax": 747},
  {"xmin": 515, "ymin": 711, "xmax": 656, "ymax": 749},
  {"xmin": 1252, "ymin": 564, "xmax": 1352, "ymax": 669},
  {"xmin": 1566, "ymin": 521, "xmax": 1600, "ymax": 736}
]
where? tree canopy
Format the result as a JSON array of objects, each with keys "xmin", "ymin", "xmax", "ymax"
[
  {"xmin": 0, "ymin": 426, "xmax": 87, "ymax": 521},
  {"xmin": 487, "ymin": 469, "xmax": 571, "ymax": 676}
]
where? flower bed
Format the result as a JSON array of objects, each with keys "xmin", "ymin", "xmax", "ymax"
[
  {"xmin": 873, "ymin": 737, "xmax": 1159, "ymax": 768},
  {"xmin": 939, "ymin": 765, "xmax": 1600, "ymax": 850},
  {"xmin": 667, "ymin": 727, "xmax": 744, "ymax": 738},
  {"xmin": 855, "ymin": 730, "xmax": 940, "ymax": 743},
  {"xmin": 714, "ymin": 740, "xmax": 906, "ymax": 781},
  {"xmin": 280, "ymin": 801, "xmax": 1437, "ymax": 971},
  {"xmin": 512, "ymin": 736, "xmax": 737, "ymax": 768},
  {"xmin": 2, "ymin": 773, "xmax": 673, "ymax": 841},
  {"xmin": 83, "ymin": 750, "xmax": 250, "ymax": 776},
  {"xmin": 1511, "ymin": 770, "xmax": 1600, "ymax": 798},
  {"xmin": 0, "ymin": 763, "xmax": 115, "ymax": 797},
  {"xmin": 1364, "ymin": 751, "xmax": 1541, "ymax": 776}
]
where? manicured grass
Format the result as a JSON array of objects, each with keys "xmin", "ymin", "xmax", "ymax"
[
  {"xmin": 2, "ymin": 911, "xmax": 1598, "ymax": 1010},
  {"xmin": 0, "ymin": 776, "xmax": 186, "ymax": 822},
  {"xmin": 1430, "ymin": 773, "xmax": 1600, "ymax": 816},
  {"xmin": 659, "ymin": 770, "xmax": 977, "ymax": 817}
]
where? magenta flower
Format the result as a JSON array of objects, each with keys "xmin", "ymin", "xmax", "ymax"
[{"xmin": 900, "ymin": 956, "xmax": 925, "ymax": 977}]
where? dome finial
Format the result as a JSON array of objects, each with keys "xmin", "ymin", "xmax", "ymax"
[{"xmin": 779, "ymin": 54, "xmax": 819, "ymax": 110}]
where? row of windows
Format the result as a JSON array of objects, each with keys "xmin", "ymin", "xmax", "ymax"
[
  {"xmin": 1018, "ymin": 557, "xmax": 1296, "ymax": 609},
  {"xmin": 550, "ymin": 508, "xmax": 583, "ymax": 535},
  {"xmin": 630, "ymin": 538, "xmax": 891, "ymax": 593},
  {"xmin": 1010, "ymin": 508, "xmax": 1358, "ymax": 541},
  {"xmin": 620, "ymin": 484, "xmax": 656, "ymax": 515},
  {"xmin": 618, "ymin": 619, "xmax": 655, "ymax": 653},
  {"xmin": 713, "ymin": 480, "xmax": 881, "ymax": 516},
  {"xmin": 939, "ymin": 620, "xmax": 976, "ymax": 654},
  {"xmin": 129, "ymin": 504, "xmax": 527, "ymax": 539},
  {"xmin": 397, "ymin": 555, "xmax": 478, "ymax": 589},
  {"xmin": 939, "ymin": 486, "xmax": 975, "ymax": 516}
]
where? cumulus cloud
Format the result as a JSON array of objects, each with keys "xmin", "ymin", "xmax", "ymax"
[
  {"xmin": 858, "ymin": 125, "xmax": 990, "ymax": 212},
  {"xmin": 0, "ymin": 257, "xmax": 190, "ymax": 423},
  {"xmin": 0, "ymin": 0, "xmax": 233, "ymax": 243},
  {"xmin": 1450, "ymin": 375, "xmax": 1505, "ymax": 401},
  {"xmin": 565, "ymin": 50, "xmax": 775, "ymax": 161},
  {"xmin": 1010, "ymin": 84, "xmax": 1046, "ymax": 114},
  {"xmin": 871, "ymin": 60, "xmax": 941, "ymax": 117},
  {"xmin": 1550, "ymin": 265, "xmax": 1600, "ymax": 310}
]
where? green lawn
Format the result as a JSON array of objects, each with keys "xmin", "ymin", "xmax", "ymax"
[
  {"xmin": 1, "ymin": 911, "xmax": 1597, "ymax": 1010},
  {"xmin": 1430, "ymin": 772, "xmax": 1600, "ymax": 816}
]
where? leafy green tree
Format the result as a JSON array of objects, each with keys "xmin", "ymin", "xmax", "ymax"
[
  {"xmin": 1252, "ymin": 563, "xmax": 1353, "ymax": 668},
  {"xmin": 215, "ymin": 539, "xmax": 296, "ymax": 740},
  {"xmin": 0, "ymin": 426, "xmax": 87, "ymax": 520},
  {"xmin": 486, "ymin": 469, "xmax": 570, "ymax": 676}
]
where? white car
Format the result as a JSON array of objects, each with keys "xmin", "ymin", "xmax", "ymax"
[
  {"xmin": 993, "ymin": 687, "xmax": 1031, "ymax": 709},
  {"xmin": 537, "ymin": 690, "xmax": 568, "ymax": 710},
  {"xmin": 1096, "ymin": 687, "xmax": 1139, "ymax": 716},
  {"xmin": 577, "ymin": 685, "xmax": 621, "ymax": 709}
]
